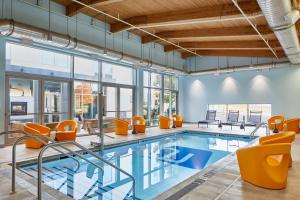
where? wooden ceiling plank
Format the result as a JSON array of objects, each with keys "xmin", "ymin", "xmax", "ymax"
[
  {"xmin": 142, "ymin": 25, "xmax": 272, "ymax": 43},
  {"xmin": 181, "ymin": 50, "xmax": 286, "ymax": 59},
  {"xmin": 164, "ymin": 40, "xmax": 281, "ymax": 52},
  {"xmin": 66, "ymin": 0, "xmax": 123, "ymax": 17},
  {"xmin": 110, "ymin": 1, "xmax": 261, "ymax": 33}
]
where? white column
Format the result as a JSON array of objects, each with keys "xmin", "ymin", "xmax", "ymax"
[{"xmin": 0, "ymin": 36, "xmax": 6, "ymax": 147}]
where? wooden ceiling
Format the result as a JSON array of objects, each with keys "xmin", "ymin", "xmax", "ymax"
[{"xmin": 54, "ymin": 0, "xmax": 288, "ymax": 59}]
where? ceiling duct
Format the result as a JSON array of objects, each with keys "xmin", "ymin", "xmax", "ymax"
[
  {"xmin": 0, "ymin": 19, "xmax": 185, "ymax": 75},
  {"xmin": 256, "ymin": 0, "xmax": 300, "ymax": 63},
  {"xmin": 189, "ymin": 61, "xmax": 290, "ymax": 76}
]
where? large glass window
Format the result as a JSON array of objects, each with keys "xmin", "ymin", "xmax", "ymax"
[
  {"xmin": 208, "ymin": 104, "xmax": 272, "ymax": 123},
  {"xmin": 43, "ymin": 81, "xmax": 69, "ymax": 124},
  {"xmin": 163, "ymin": 75, "xmax": 178, "ymax": 117},
  {"xmin": 74, "ymin": 81, "xmax": 98, "ymax": 133},
  {"xmin": 8, "ymin": 78, "xmax": 39, "ymax": 143},
  {"xmin": 143, "ymin": 72, "xmax": 178, "ymax": 125},
  {"xmin": 102, "ymin": 62, "xmax": 135, "ymax": 85},
  {"xmin": 4, "ymin": 42, "xmax": 139, "ymax": 140},
  {"xmin": 74, "ymin": 56, "xmax": 99, "ymax": 81},
  {"xmin": 6, "ymin": 43, "xmax": 71, "ymax": 78},
  {"xmin": 143, "ymin": 71, "xmax": 162, "ymax": 125},
  {"xmin": 150, "ymin": 89, "xmax": 161, "ymax": 125}
]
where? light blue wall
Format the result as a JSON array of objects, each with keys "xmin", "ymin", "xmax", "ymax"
[
  {"xmin": 180, "ymin": 65, "xmax": 300, "ymax": 122},
  {"xmin": 186, "ymin": 56, "xmax": 288, "ymax": 72}
]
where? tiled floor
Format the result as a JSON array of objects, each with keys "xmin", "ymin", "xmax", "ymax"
[{"xmin": 0, "ymin": 124, "xmax": 298, "ymax": 200}]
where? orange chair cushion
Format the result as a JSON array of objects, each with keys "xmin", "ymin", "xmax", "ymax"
[
  {"xmin": 24, "ymin": 123, "xmax": 51, "ymax": 149},
  {"xmin": 268, "ymin": 116, "xmax": 285, "ymax": 131},
  {"xmin": 284, "ymin": 118, "xmax": 300, "ymax": 133},
  {"xmin": 115, "ymin": 119, "xmax": 129, "ymax": 135},
  {"xmin": 159, "ymin": 116, "xmax": 171, "ymax": 129},
  {"xmin": 55, "ymin": 120, "xmax": 78, "ymax": 141},
  {"xmin": 55, "ymin": 131, "xmax": 76, "ymax": 141}
]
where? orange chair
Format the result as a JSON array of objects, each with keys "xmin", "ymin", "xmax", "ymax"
[
  {"xmin": 159, "ymin": 116, "xmax": 171, "ymax": 129},
  {"xmin": 132, "ymin": 116, "xmax": 146, "ymax": 133},
  {"xmin": 172, "ymin": 114, "xmax": 183, "ymax": 127},
  {"xmin": 24, "ymin": 123, "xmax": 51, "ymax": 149},
  {"xmin": 237, "ymin": 143, "xmax": 291, "ymax": 189},
  {"xmin": 114, "ymin": 118, "xmax": 129, "ymax": 135},
  {"xmin": 268, "ymin": 116, "xmax": 285, "ymax": 132},
  {"xmin": 259, "ymin": 131, "xmax": 296, "ymax": 167},
  {"xmin": 55, "ymin": 120, "xmax": 78, "ymax": 141},
  {"xmin": 283, "ymin": 118, "xmax": 300, "ymax": 134}
]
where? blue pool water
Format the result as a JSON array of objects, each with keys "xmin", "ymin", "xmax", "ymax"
[{"xmin": 20, "ymin": 132, "xmax": 253, "ymax": 200}]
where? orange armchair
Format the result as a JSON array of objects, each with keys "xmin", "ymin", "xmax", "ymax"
[
  {"xmin": 237, "ymin": 143, "xmax": 291, "ymax": 189},
  {"xmin": 55, "ymin": 120, "xmax": 78, "ymax": 141},
  {"xmin": 283, "ymin": 118, "xmax": 300, "ymax": 134},
  {"xmin": 159, "ymin": 116, "xmax": 171, "ymax": 129},
  {"xmin": 114, "ymin": 118, "xmax": 129, "ymax": 135},
  {"xmin": 268, "ymin": 116, "xmax": 285, "ymax": 132},
  {"xmin": 24, "ymin": 123, "xmax": 51, "ymax": 149},
  {"xmin": 259, "ymin": 131, "xmax": 296, "ymax": 167},
  {"xmin": 172, "ymin": 114, "xmax": 183, "ymax": 127},
  {"xmin": 132, "ymin": 116, "xmax": 146, "ymax": 133}
]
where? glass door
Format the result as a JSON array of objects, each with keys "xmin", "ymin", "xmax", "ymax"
[
  {"xmin": 102, "ymin": 85, "xmax": 135, "ymax": 132},
  {"xmin": 120, "ymin": 88, "xmax": 133, "ymax": 119},
  {"xmin": 7, "ymin": 78, "xmax": 40, "ymax": 144},
  {"xmin": 43, "ymin": 81, "xmax": 70, "ymax": 124}
]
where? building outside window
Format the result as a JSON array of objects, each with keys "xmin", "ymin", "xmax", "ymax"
[
  {"xmin": 143, "ymin": 71, "xmax": 162, "ymax": 126},
  {"xmin": 4, "ymin": 41, "xmax": 177, "ymax": 143},
  {"xmin": 163, "ymin": 75, "xmax": 178, "ymax": 117},
  {"xmin": 143, "ymin": 72, "xmax": 178, "ymax": 125}
]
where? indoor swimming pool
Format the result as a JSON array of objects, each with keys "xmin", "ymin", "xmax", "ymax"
[{"xmin": 19, "ymin": 132, "xmax": 254, "ymax": 200}]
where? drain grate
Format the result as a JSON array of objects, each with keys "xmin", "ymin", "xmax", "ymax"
[
  {"xmin": 165, "ymin": 178, "xmax": 206, "ymax": 200},
  {"xmin": 202, "ymin": 170, "xmax": 217, "ymax": 178}
]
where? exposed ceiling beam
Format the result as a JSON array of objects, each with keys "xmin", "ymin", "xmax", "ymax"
[
  {"xmin": 110, "ymin": 1, "xmax": 261, "ymax": 33},
  {"xmin": 66, "ymin": 0, "xmax": 123, "ymax": 17},
  {"xmin": 142, "ymin": 25, "xmax": 272, "ymax": 44},
  {"xmin": 164, "ymin": 40, "xmax": 281, "ymax": 52},
  {"xmin": 181, "ymin": 50, "xmax": 286, "ymax": 59}
]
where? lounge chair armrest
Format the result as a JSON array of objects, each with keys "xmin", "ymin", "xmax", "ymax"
[{"xmin": 259, "ymin": 143, "xmax": 291, "ymax": 157}]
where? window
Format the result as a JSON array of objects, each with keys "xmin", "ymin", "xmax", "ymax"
[
  {"xmin": 248, "ymin": 104, "xmax": 272, "ymax": 122},
  {"xmin": 43, "ymin": 81, "xmax": 69, "ymax": 123},
  {"xmin": 144, "ymin": 72, "xmax": 179, "ymax": 125},
  {"xmin": 150, "ymin": 89, "xmax": 161, "ymax": 125},
  {"xmin": 163, "ymin": 75, "xmax": 178, "ymax": 117},
  {"xmin": 143, "ymin": 88, "xmax": 149, "ymax": 120},
  {"xmin": 74, "ymin": 56, "xmax": 99, "ymax": 81},
  {"xmin": 102, "ymin": 62, "xmax": 135, "ymax": 85},
  {"xmin": 151, "ymin": 73, "xmax": 161, "ymax": 88},
  {"xmin": 8, "ymin": 78, "xmax": 39, "ymax": 132},
  {"xmin": 6, "ymin": 43, "xmax": 71, "ymax": 78},
  {"xmin": 143, "ymin": 71, "xmax": 162, "ymax": 125},
  {"xmin": 74, "ymin": 81, "xmax": 98, "ymax": 133},
  {"xmin": 208, "ymin": 104, "xmax": 272, "ymax": 123},
  {"xmin": 171, "ymin": 76, "xmax": 178, "ymax": 90}
]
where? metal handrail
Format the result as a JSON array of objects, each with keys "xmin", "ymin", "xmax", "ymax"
[
  {"xmin": 37, "ymin": 141, "xmax": 136, "ymax": 200},
  {"xmin": 6, "ymin": 130, "xmax": 105, "ymax": 194},
  {"xmin": 11, "ymin": 134, "xmax": 82, "ymax": 193},
  {"xmin": 250, "ymin": 123, "xmax": 267, "ymax": 137}
]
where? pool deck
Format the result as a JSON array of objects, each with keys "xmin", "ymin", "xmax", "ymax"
[{"xmin": 0, "ymin": 124, "xmax": 299, "ymax": 200}]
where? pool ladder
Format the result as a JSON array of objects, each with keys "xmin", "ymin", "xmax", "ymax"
[
  {"xmin": 0, "ymin": 130, "xmax": 136, "ymax": 200},
  {"xmin": 249, "ymin": 123, "xmax": 269, "ymax": 138}
]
